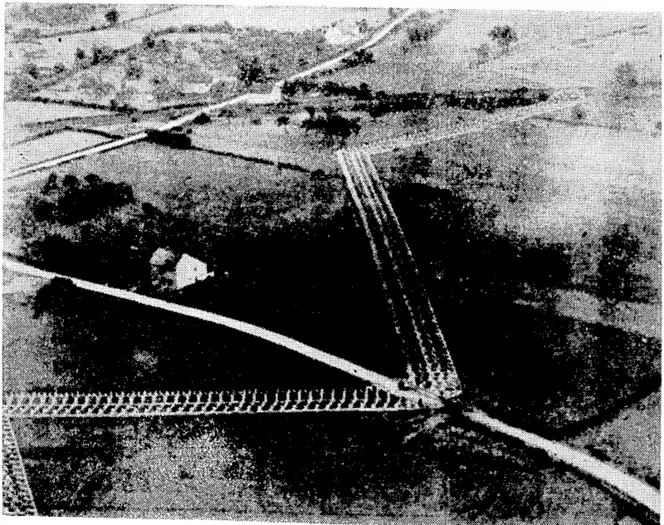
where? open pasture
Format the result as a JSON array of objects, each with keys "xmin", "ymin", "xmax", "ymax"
[
  {"xmin": 4, "ymin": 101, "xmax": 111, "ymax": 146},
  {"xmin": 126, "ymin": 5, "xmax": 390, "ymax": 33},
  {"xmin": 4, "ymin": 130, "xmax": 109, "ymax": 173},
  {"xmin": 376, "ymin": 114, "xmax": 661, "ymax": 246},
  {"xmin": 326, "ymin": 10, "xmax": 660, "ymax": 92}
]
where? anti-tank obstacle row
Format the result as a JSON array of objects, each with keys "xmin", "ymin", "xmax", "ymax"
[
  {"xmin": 3, "ymin": 387, "xmax": 424, "ymax": 418},
  {"xmin": 337, "ymin": 148, "xmax": 462, "ymax": 398},
  {"xmin": 2, "ymin": 417, "xmax": 38, "ymax": 515}
]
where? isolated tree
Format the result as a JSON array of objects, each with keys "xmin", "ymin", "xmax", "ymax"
[
  {"xmin": 125, "ymin": 54, "xmax": 143, "ymax": 80},
  {"xmin": 304, "ymin": 105, "xmax": 316, "ymax": 119},
  {"xmin": 105, "ymin": 8, "xmax": 119, "ymax": 25},
  {"xmin": 614, "ymin": 62, "xmax": 638, "ymax": 90},
  {"xmin": 22, "ymin": 61, "xmax": 39, "ymax": 79},
  {"xmin": 407, "ymin": 23, "xmax": 436, "ymax": 46},
  {"xmin": 75, "ymin": 47, "xmax": 86, "ymax": 62},
  {"xmin": 142, "ymin": 32, "xmax": 156, "ymax": 49},
  {"xmin": 302, "ymin": 107, "xmax": 360, "ymax": 147},
  {"xmin": 276, "ymin": 115, "xmax": 290, "ymax": 127},
  {"xmin": 489, "ymin": 25, "xmax": 517, "ymax": 52},
  {"xmin": 90, "ymin": 44, "xmax": 114, "ymax": 65},
  {"xmin": 53, "ymin": 62, "xmax": 66, "ymax": 75},
  {"xmin": 193, "ymin": 112, "xmax": 211, "ymax": 124},
  {"xmin": 237, "ymin": 56, "xmax": 266, "ymax": 87},
  {"xmin": 281, "ymin": 80, "xmax": 299, "ymax": 98},
  {"xmin": 10, "ymin": 73, "xmax": 38, "ymax": 96},
  {"xmin": 476, "ymin": 43, "xmax": 491, "ymax": 64}
]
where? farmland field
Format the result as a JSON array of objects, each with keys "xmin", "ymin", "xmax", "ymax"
[
  {"xmin": 3, "ymin": 5, "xmax": 661, "ymax": 523},
  {"xmin": 4, "ymin": 130, "xmax": 109, "ymax": 172},
  {"xmin": 325, "ymin": 10, "xmax": 660, "ymax": 92},
  {"xmin": 3, "ymin": 101, "xmax": 111, "ymax": 146},
  {"xmin": 571, "ymin": 390, "xmax": 661, "ymax": 485},
  {"xmin": 189, "ymin": 101, "xmax": 478, "ymax": 173},
  {"xmin": 5, "ymin": 4, "xmax": 170, "ymax": 36},
  {"xmin": 126, "ymin": 5, "xmax": 391, "ymax": 33},
  {"xmin": 39, "ymin": 141, "xmax": 326, "ymax": 203}
]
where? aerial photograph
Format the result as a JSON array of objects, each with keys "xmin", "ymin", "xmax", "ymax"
[{"xmin": 2, "ymin": 1, "xmax": 661, "ymax": 523}]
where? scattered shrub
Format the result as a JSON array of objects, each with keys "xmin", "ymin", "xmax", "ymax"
[
  {"xmin": 614, "ymin": 62, "xmax": 639, "ymax": 90},
  {"xmin": 488, "ymin": 25, "xmax": 517, "ymax": 52},
  {"xmin": 193, "ymin": 112, "xmax": 212, "ymax": 124}
]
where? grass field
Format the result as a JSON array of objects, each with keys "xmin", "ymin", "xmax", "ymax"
[
  {"xmin": 190, "ymin": 111, "xmax": 341, "ymax": 172},
  {"xmin": 34, "ymin": 141, "xmax": 321, "ymax": 204},
  {"xmin": 325, "ymin": 10, "xmax": 660, "ymax": 92},
  {"xmin": 4, "ymin": 130, "xmax": 109, "ymax": 173},
  {"xmin": 2, "ymin": 272, "xmax": 58, "ymax": 392},
  {"xmin": 5, "ymin": 4, "xmax": 169, "ymax": 35},
  {"xmin": 126, "ymin": 5, "xmax": 390, "ymax": 33},
  {"xmin": 375, "ymin": 103, "xmax": 661, "ymax": 247},
  {"xmin": 571, "ymin": 390, "xmax": 660, "ymax": 485},
  {"xmin": 3, "ymin": 101, "xmax": 112, "ymax": 146},
  {"xmin": 21, "ymin": 4, "xmax": 393, "ymax": 110}
]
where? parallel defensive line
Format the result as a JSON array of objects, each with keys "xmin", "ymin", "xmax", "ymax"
[{"xmin": 3, "ymin": 387, "xmax": 423, "ymax": 418}]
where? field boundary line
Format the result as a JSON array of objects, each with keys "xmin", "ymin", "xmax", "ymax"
[{"xmin": 364, "ymin": 90, "xmax": 585, "ymax": 154}]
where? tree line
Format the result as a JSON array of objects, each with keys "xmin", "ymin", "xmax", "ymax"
[{"xmin": 282, "ymin": 78, "xmax": 550, "ymax": 117}]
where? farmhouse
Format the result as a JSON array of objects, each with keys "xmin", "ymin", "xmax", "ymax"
[{"xmin": 150, "ymin": 248, "xmax": 213, "ymax": 291}]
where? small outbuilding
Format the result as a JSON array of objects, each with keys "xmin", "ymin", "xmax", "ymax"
[{"xmin": 150, "ymin": 248, "xmax": 213, "ymax": 291}]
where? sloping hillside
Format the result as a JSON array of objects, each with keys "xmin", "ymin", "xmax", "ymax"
[{"xmin": 326, "ymin": 10, "xmax": 661, "ymax": 91}]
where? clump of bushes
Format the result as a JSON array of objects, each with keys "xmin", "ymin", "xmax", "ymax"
[
  {"xmin": 488, "ymin": 24, "xmax": 518, "ymax": 52},
  {"xmin": 614, "ymin": 62, "xmax": 639, "ymax": 90},
  {"xmin": 340, "ymin": 48, "xmax": 374, "ymax": 68},
  {"xmin": 301, "ymin": 106, "xmax": 361, "ymax": 146},
  {"xmin": 26, "ymin": 173, "xmax": 134, "ymax": 225},
  {"xmin": 192, "ymin": 112, "xmax": 211, "ymax": 124},
  {"xmin": 146, "ymin": 129, "xmax": 192, "ymax": 149},
  {"xmin": 407, "ymin": 22, "xmax": 437, "ymax": 47}
]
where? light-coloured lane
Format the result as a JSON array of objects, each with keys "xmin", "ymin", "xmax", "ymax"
[
  {"xmin": 464, "ymin": 408, "xmax": 661, "ymax": 518},
  {"xmin": 2, "ymin": 257, "xmax": 442, "ymax": 410}
]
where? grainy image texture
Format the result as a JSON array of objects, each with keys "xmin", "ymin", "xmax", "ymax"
[{"xmin": 2, "ymin": 3, "xmax": 661, "ymax": 523}]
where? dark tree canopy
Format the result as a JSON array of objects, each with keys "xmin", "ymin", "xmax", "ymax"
[
  {"xmin": 104, "ymin": 8, "xmax": 119, "ymax": 25},
  {"xmin": 237, "ymin": 56, "xmax": 267, "ymax": 86},
  {"xmin": 301, "ymin": 107, "xmax": 361, "ymax": 147},
  {"xmin": 489, "ymin": 25, "xmax": 518, "ymax": 50}
]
